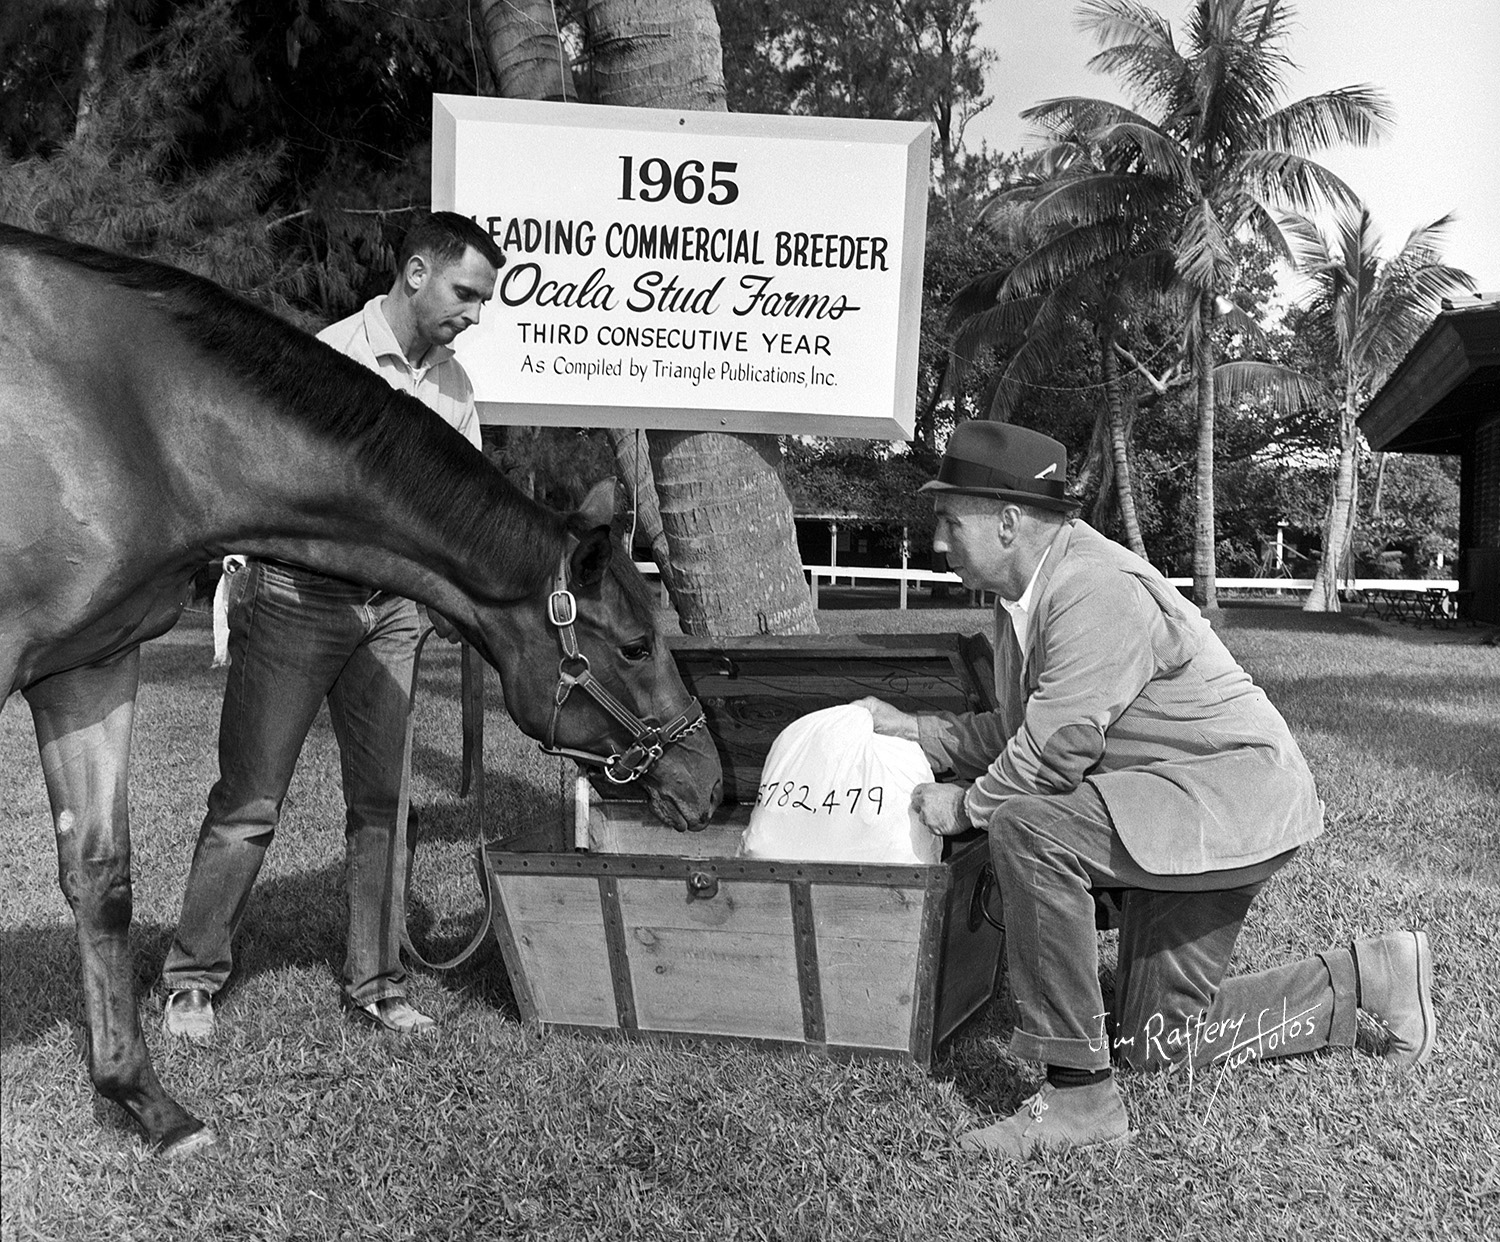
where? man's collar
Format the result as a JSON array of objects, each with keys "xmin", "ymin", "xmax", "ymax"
[
  {"xmin": 363, "ymin": 296, "xmax": 454, "ymax": 370},
  {"xmin": 1001, "ymin": 547, "xmax": 1049, "ymax": 617}
]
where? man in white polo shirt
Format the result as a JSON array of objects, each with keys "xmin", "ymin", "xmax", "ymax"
[{"xmin": 162, "ymin": 213, "xmax": 502, "ymax": 1039}]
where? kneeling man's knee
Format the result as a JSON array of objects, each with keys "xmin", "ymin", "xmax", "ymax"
[{"xmin": 986, "ymin": 796, "xmax": 1063, "ymax": 880}]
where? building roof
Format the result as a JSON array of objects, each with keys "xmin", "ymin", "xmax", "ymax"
[{"xmin": 1359, "ymin": 296, "xmax": 1500, "ymax": 453}]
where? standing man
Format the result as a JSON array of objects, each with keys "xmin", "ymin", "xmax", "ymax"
[
  {"xmin": 162, "ymin": 212, "xmax": 503, "ymax": 1038},
  {"xmin": 857, "ymin": 421, "xmax": 1435, "ymax": 1159}
]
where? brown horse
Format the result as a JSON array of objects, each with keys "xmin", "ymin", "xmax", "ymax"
[{"xmin": 0, "ymin": 224, "xmax": 722, "ymax": 1157}]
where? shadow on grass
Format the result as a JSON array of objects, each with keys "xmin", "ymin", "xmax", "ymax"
[
  {"xmin": 0, "ymin": 860, "xmax": 520, "ymax": 1055},
  {"xmin": 1214, "ymin": 602, "xmax": 1497, "ymax": 647}
]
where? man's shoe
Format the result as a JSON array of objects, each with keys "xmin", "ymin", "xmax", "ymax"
[
  {"xmin": 162, "ymin": 989, "xmax": 215, "ymax": 1042},
  {"xmin": 1353, "ymin": 930, "xmax": 1435, "ymax": 1067},
  {"xmin": 359, "ymin": 998, "xmax": 436, "ymax": 1036},
  {"xmin": 958, "ymin": 1078, "xmax": 1131, "ymax": 1160}
]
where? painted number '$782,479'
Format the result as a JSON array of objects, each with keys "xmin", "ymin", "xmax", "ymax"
[{"xmin": 755, "ymin": 781, "xmax": 885, "ymax": 815}]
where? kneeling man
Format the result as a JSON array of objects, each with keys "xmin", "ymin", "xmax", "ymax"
[{"xmin": 858, "ymin": 421, "xmax": 1433, "ymax": 1159}]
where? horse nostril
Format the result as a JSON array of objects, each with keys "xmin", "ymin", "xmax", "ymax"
[{"xmin": 708, "ymin": 779, "xmax": 723, "ymax": 811}]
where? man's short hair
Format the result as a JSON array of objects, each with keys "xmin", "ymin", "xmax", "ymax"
[
  {"xmin": 397, "ymin": 211, "xmax": 503, "ymax": 273},
  {"xmin": 937, "ymin": 492, "xmax": 1063, "ymax": 525}
]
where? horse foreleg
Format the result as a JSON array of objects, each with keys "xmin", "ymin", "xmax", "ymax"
[{"xmin": 23, "ymin": 651, "xmax": 215, "ymax": 1158}]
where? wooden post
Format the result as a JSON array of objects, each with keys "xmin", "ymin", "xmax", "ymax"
[{"xmin": 899, "ymin": 525, "xmax": 910, "ymax": 610}]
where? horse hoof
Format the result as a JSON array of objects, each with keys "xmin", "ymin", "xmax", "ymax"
[{"xmin": 158, "ymin": 1123, "xmax": 217, "ymax": 1160}]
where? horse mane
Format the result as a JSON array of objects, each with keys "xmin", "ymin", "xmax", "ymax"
[{"xmin": 0, "ymin": 224, "xmax": 565, "ymax": 597}]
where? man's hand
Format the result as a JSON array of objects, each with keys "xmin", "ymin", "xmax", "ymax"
[
  {"xmin": 910, "ymin": 782, "xmax": 973, "ymax": 838},
  {"xmin": 853, "ymin": 696, "xmax": 921, "ymax": 742}
]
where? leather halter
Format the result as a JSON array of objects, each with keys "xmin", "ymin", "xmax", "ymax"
[{"xmin": 539, "ymin": 554, "xmax": 707, "ymax": 783}]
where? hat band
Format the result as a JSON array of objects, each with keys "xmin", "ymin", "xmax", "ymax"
[{"xmin": 934, "ymin": 456, "xmax": 1067, "ymax": 499}]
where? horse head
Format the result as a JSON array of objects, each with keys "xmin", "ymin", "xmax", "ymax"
[{"xmin": 484, "ymin": 482, "xmax": 722, "ymax": 832}]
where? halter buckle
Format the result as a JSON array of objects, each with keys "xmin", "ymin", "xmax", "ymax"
[{"xmin": 548, "ymin": 588, "xmax": 577, "ymax": 627}]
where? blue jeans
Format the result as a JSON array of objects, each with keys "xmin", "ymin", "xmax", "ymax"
[
  {"xmin": 988, "ymin": 784, "xmax": 1358, "ymax": 1073},
  {"xmin": 162, "ymin": 560, "xmax": 420, "ymax": 1006}
]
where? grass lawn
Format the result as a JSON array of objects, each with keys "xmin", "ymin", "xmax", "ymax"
[{"xmin": 2, "ymin": 603, "xmax": 1497, "ymax": 1240}]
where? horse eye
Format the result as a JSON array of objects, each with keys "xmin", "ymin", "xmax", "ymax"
[{"xmin": 620, "ymin": 639, "xmax": 653, "ymax": 662}]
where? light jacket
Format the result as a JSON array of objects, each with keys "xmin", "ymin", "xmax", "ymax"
[{"xmin": 917, "ymin": 520, "xmax": 1324, "ymax": 875}]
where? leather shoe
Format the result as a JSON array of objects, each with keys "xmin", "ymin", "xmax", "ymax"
[
  {"xmin": 162, "ymin": 989, "xmax": 215, "ymax": 1042},
  {"xmin": 359, "ymin": 997, "xmax": 436, "ymax": 1035},
  {"xmin": 959, "ymin": 1078, "xmax": 1131, "ymax": 1159},
  {"xmin": 1353, "ymin": 930, "xmax": 1435, "ymax": 1067}
]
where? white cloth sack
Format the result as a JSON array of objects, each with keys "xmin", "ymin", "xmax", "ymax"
[{"xmin": 738, "ymin": 704, "xmax": 942, "ymax": 865}]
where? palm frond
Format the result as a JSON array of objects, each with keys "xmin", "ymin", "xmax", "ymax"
[
  {"xmin": 1021, "ymin": 96, "xmax": 1155, "ymax": 140},
  {"xmin": 1174, "ymin": 196, "xmax": 1231, "ymax": 290},
  {"xmin": 946, "ymin": 267, "xmax": 1014, "ymax": 323},
  {"xmin": 1296, "ymin": 200, "xmax": 1476, "ymax": 392},
  {"xmin": 1024, "ymin": 170, "xmax": 1175, "ymax": 233},
  {"xmin": 1000, "ymin": 222, "xmax": 1138, "ymax": 299},
  {"xmin": 949, "ymin": 293, "xmax": 1049, "ymax": 366},
  {"xmin": 1253, "ymin": 86, "xmax": 1395, "ymax": 155},
  {"xmin": 1217, "ymin": 300, "xmax": 1270, "ymax": 352},
  {"xmin": 986, "ymin": 296, "xmax": 1078, "ymax": 420},
  {"xmin": 1242, "ymin": 197, "xmax": 1325, "ymax": 269},
  {"xmin": 1213, "ymin": 359, "xmax": 1323, "ymax": 413},
  {"xmin": 1076, "ymin": 0, "xmax": 1177, "ymax": 52},
  {"xmin": 1115, "ymin": 247, "xmax": 1181, "ymax": 297},
  {"xmin": 1235, "ymin": 149, "xmax": 1358, "ymax": 212},
  {"xmin": 1090, "ymin": 119, "xmax": 1196, "ymax": 182}
]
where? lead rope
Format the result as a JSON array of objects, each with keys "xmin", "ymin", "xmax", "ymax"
[{"xmin": 392, "ymin": 624, "xmax": 495, "ymax": 973}]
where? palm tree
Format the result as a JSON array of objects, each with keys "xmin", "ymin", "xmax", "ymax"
[
  {"xmin": 1016, "ymin": 0, "xmax": 1391, "ymax": 607},
  {"xmin": 478, "ymin": 0, "xmax": 816, "ymax": 636},
  {"xmin": 948, "ymin": 140, "xmax": 1180, "ymax": 559},
  {"xmin": 1300, "ymin": 206, "xmax": 1473, "ymax": 611}
]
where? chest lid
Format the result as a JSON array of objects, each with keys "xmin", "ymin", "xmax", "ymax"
[{"xmin": 591, "ymin": 631, "xmax": 997, "ymax": 807}]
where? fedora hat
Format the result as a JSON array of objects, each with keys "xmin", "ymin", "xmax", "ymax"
[{"xmin": 919, "ymin": 421, "xmax": 1079, "ymax": 513}]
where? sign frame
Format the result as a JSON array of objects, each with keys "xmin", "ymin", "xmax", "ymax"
[{"xmin": 432, "ymin": 95, "xmax": 930, "ymax": 440}]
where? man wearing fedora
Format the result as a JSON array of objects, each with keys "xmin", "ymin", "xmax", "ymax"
[{"xmin": 857, "ymin": 421, "xmax": 1435, "ymax": 1159}]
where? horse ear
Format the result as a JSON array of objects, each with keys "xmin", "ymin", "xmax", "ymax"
[
  {"xmin": 576, "ymin": 479, "xmax": 620, "ymax": 530},
  {"xmin": 569, "ymin": 524, "xmax": 613, "ymax": 589}
]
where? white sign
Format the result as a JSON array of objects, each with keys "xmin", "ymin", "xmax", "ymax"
[{"xmin": 432, "ymin": 96, "xmax": 930, "ymax": 439}]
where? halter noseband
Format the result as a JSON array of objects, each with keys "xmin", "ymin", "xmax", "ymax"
[{"xmin": 538, "ymin": 554, "xmax": 707, "ymax": 783}]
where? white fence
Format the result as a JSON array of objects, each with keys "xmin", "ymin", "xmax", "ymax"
[{"xmin": 636, "ymin": 563, "xmax": 1458, "ymax": 611}]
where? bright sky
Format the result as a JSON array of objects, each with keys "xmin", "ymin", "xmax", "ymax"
[{"xmin": 966, "ymin": 0, "xmax": 1500, "ymax": 292}]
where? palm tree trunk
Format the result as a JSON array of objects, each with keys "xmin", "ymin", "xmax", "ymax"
[
  {"xmin": 1191, "ymin": 295, "xmax": 1218, "ymax": 609},
  {"xmin": 1304, "ymin": 395, "xmax": 1361, "ymax": 612},
  {"xmin": 1100, "ymin": 329, "xmax": 1147, "ymax": 559},
  {"xmin": 582, "ymin": 0, "xmax": 816, "ymax": 636},
  {"xmin": 477, "ymin": 0, "xmax": 579, "ymax": 102},
  {"xmin": 73, "ymin": 0, "xmax": 113, "ymax": 143},
  {"xmin": 647, "ymin": 429, "xmax": 814, "ymax": 635},
  {"xmin": 475, "ymin": 4, "xmax": 682, "ymax": 593}
]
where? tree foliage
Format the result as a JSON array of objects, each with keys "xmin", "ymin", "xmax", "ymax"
[
  {"xmin": 1296, "ymin": 205, "xmax": 1472, "ymax": 607},
  {"xmin": 715, "ymin": 0, "xmax": 993, "ymax": 185},
  {"xmin": 1, "ymin": 0, "xmax": 482, "ymax": 324},
  {"xmin": 1008, "ymin": 0, "xmax": 1391, "ymax": 605}
]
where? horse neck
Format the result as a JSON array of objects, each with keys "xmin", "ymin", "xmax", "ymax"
[{"xmin": 197, "ymin": 392, "xmax": 566, "ymax": 626}]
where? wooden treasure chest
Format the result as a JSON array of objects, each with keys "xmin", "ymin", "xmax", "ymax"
[{"xmin": 483, "ymin": 633, "xmax": 1007, "ymax": 1066}]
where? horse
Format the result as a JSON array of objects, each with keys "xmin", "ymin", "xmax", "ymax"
[{"xmin": 0, "ymin": 224, "xmax": 723, "ymax": 1158}]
